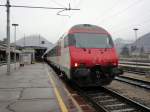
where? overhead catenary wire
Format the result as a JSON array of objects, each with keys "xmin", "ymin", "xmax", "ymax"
[
  {"xmin": 0, "ymin": 3, "xmax": 79, "ymax": 17},
  {"xmin": 56, "ymin": 0, "xmax": 82, "ymax": 39},
  {"xmin": 57, "ymin": 8, "xmax": 70, "ymax": 17},
  {"xmin": 95, "ymin": 0, "xmax": 121, "ymax": 24},
  {"xmin": 0, "ymin": 0, "xmax": 66, "ymax": 8},
  {"xmin": 0, "ymin": 1, "xmax": 80, "ymax": 18},
  {"xmin": 94, "ymin": 0, "xmax": 148, "ymax": 38},
  {"xmin": 104, "ymin": 0, "xmax": 149, "ymax": 29},
  {"xmin": 0, "ymin": 4, "xmax": 5, "ymax": 7},
  {"xmin": 111, "ymin": 13, "xmax": 150, "ymax": 36},
  {"xmin": 5, "ymin": 4, "xmax": 79, "ymax": 10},
  {"xmin": 97, "ymin": 0, "xmax": 143, "ymax": 24},
  {"xmin": 112, "ymin": 18, "xmax": 150, "ymax": 36}
]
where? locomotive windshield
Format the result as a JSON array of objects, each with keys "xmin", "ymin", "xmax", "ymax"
[{"xmin": 69, "ymin": 33, "xmax": 114, "ymax": 48}]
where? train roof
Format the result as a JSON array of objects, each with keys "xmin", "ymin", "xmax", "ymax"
[
  {"xmin": 43, "ymin": 24, "xmax": 111, "ymax": 57},
  {"xmin": 69, "ymin": 24, "xmax": 110, "ymax": 34}
]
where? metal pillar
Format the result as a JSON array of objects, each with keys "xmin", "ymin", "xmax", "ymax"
[
  {"xmin": 133, "ymin": 28, "xmax": 139, "ymax": 66},
  {"xmin": 6, "ymin": 0, "xmax": 11, "ymax": 75}
]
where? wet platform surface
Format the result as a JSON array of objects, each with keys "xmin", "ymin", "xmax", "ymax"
[{"xmin": 0, "ymin": 63, "xmax": 81, "ymax": 112}]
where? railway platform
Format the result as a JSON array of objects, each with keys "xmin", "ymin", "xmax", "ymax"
[{"xmin": 0, "ymin": 63, "xmax": 83, "ymax": 112}]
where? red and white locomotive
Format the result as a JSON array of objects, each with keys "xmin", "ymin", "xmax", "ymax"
[{"xmin": 44, "ymin": 24, "xmax": 122, "ymax": 86}]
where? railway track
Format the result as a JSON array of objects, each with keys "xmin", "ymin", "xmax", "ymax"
[
  {"xmin": 123, "ymin": 70, "xmax": 147, "ymax": 75},
  {"xmin": 75, "ymin": 86, "xmax": 150, "ymax": 112},
  {"xmin": 115, "ymin": 76, "xmax": 150, "ymax": 89},
  {"xmin": 119, "ymin": 61, "xmax": 150, "ymax": 75},
  {"xmin": 49, "ymin": 63, "xmax": 150, "ymax": 112}
]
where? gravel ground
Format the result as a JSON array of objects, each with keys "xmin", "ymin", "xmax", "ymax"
[{"xmin": 106, "ymin": 80, "xmax": 150, "ymax": 107}]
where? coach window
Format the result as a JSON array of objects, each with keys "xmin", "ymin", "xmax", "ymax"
[{"xmin": 64, "ymin": 36, "xmax": 68, "ymax": 48}]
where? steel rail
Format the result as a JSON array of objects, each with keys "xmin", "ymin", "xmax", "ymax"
[
  {"xmin": 123, "ymin": 69, "xmax": 147, "ymax": 75},
  {"xmin": 47, "ymin": 62, "xmax": 150, "ymax": 112},
  {"xmin": 119, "ymin": 65, "xmax": 150, "ymax": 75},
  {"xmin": 115, "ymin": 76, "xmax": 150, "ymax": 89},
  {"xmin": 120, "ymin": 61, "xmax": 150, "ymax": 66},
  {"xmin": 102, "ymin": 87, "xmax": 150, "ymax": 111},
  {"xmin": 73, "ymin": 85, "xmax": 150, "ymax": 112}
]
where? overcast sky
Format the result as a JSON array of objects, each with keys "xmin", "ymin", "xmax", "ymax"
[{"xmin": 0, "ymin": 0, "xmax": 150, "ymax": 43}]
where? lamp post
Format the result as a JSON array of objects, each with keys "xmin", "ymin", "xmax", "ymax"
[
  {"xmin": 133, "ymin": 28, "xmax": 139, "ymax": 66},
  {"xmin": 12, "ymin": 23, "xmax": 19, "ymax": 70},
  {"xmin": 6, "ymin": 0, "xmax": 11, "ymax": 75}
]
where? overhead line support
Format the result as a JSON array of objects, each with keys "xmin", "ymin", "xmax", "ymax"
[{"xmin": 0, "ymin": 1, "xmax": 80, "ymax": 75}]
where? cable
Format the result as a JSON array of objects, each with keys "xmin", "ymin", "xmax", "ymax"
[
  {"xmin": 10, "ymin": 5, "xmax": 67, "ymax": 10},
  {"xmin": 111, "ymin": 13, "xmax": 150, "ymax": 36},
  {"xmin": 57, "ymin": 9, "xmax": 70, "ymax": 17},
  {"xmin": 64, "ymin": 0, "xmax": 82, "ymax": 19},
  {"xmin": 0, "ymin": 4, "xmax": 5, "ymax": 7},
  {"xmin": 98, "ymin": 0, "xmax": 143, "ymax": 24},
  {"xmin": 9, "ymin": 5, "xmax": 79, "ymax": 10},
  {"xmin": 95, "ymin": 0, "xmax": 121, "ymax": 24},
  {"xmin": 96, "ymin": 0, "xmax": 146, "ymax": 37}
]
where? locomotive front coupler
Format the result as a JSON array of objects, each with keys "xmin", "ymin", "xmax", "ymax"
[{"xmin": 73, "ymin": 67, "xmax": 91, "ymax": 78}]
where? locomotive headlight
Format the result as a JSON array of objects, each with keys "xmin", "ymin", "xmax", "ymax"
[
  {"xmin": 112, "ymin": 62, "xmax": 117, "ymax": 66},
  {"xmin": 74, "ymin": 62, "xmax": 78, "ymax": 67},
  {"xmin": 112, "ymin": 60, "xmax": 118, "ymax": 66}
]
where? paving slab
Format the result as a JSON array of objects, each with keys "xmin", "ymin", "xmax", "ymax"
[
  {"xmin": 0, "ymin": 63, "xmax": 83, "ymax": 112},
  {"xmin": 0, "ymin": 63, "xmax": 61, "ymax": 112},
  {"xmin": 0, "ymin": 82, "xmax": 31, "ymax": 89},
  {"xmin": 0, "ymin": 63, "xmax": 20, "ymax": 76},
  {"xmin": 0, "ymin": 89, "xmax": 21, "ymax": 101},
  {"xmin": 0, "ymin": 102, "xmax": 12, "ymax": 112},
  {"xmin": 9, "ymin": 99, "xmax": 60, "ymax": 112},
  {"xmin": 21, "ymin": 88, "xmax": 55, "ymax": 100}
]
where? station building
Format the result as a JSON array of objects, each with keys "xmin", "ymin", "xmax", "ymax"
[
  {"xmin": 0, "ymin": 35, "xmax": 53, "ymax": 64},
  {"xmin": 16, "ymin": 35, "xmax": 53, "ymax": 62}
]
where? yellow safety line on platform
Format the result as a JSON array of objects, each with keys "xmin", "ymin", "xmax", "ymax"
[{"xmin": 48, "ymin": 72, "xmax": 68, "ymax": 112}]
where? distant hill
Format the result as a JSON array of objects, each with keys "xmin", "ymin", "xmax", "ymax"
[{"xmin": 16, "ymin": 35, "xmax": 54, "ymax": 49}]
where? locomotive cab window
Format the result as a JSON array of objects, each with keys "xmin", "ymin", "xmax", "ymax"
[
  {"xmin": 64, "ymin": 36, "xmax": 68, "ymax": 48},
  {"xmin": 71, "ymin": 33, "xmax": 114, "ymax": 48},
  {"xmin": 68, "ymin": 34, "xmax": 76, "ymax": 46},
  {"xmin": 64, "ymin": 34, "xmax": 76, "ymax": 47}
]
